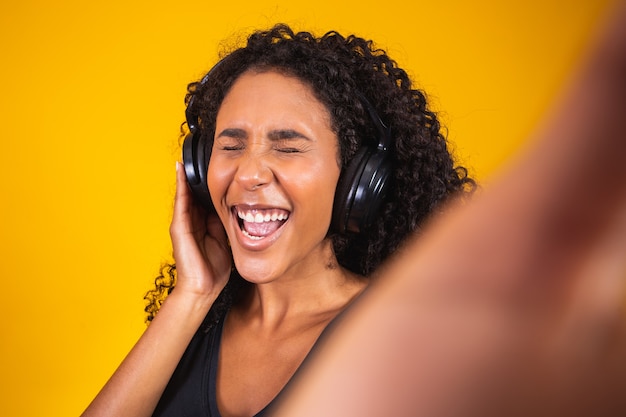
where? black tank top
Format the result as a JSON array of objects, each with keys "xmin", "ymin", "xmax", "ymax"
[{"xmin": 152, "ymin": 309, "xmax": 339, "ymax": 417}]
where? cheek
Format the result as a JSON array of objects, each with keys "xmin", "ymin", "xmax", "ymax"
[
  {"xmin": 207, "ymin": 158, "xmax": 232, "ymax": 206},
  {"xmin": 295, "ymin": 163, "xmax": 341, "ymax": 220}
]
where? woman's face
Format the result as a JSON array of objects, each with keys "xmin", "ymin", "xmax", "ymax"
[{"xmin": 208, "ymin": 70, "xmax": 341, "ymax": 283}]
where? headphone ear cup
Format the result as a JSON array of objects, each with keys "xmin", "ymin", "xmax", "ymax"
[
  {"xmin": 332, "ymin": 147, "xmax": 392, "ymax": 234},
  {"xmin": 182, "ymin": 131, "xmax": 215, "ymax": 212}
]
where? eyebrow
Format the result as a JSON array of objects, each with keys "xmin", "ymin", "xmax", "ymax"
[
  {"xmin": 267, "ymin": 129, "xmax": 311, "ymax": 141},
  {"xmin": 217, "ymin": 128, "xmax": 247, "ymax": 139},
  {"xmin": 216, "ymin": 128, "xmax": 311, "ymax": 141}
]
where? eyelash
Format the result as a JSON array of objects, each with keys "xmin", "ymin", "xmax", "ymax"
[
  {"xmin": 221, "ymin": 145, "xmax": 244, "ymax": 151},
  {"xmin": 218, "ymin": 145, "xmax": 303, "ymax": 153},
  {"xmin": 276, "ymin": 147, "xmax": 302, "ymax": 153}
]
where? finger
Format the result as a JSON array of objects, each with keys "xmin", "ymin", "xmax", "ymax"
[{"xmin": 172, "ymin": 161, "xmax": 191, "ymax": 228}]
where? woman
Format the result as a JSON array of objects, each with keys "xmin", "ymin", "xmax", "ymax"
[{"xmin": 82, "ymin": 24, "xmax": 473, "ymax": 417}]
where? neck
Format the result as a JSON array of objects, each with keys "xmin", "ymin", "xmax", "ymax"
[{"xmin": 233, "ymin": 249, "xmax": 366, "ymax": 331}]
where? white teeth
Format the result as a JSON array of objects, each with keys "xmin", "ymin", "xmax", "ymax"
[
  {"xmin": 242, "ymin": 229, "xmax": 264, "ymax": 240},
  {"xmin": 237, "ymin": 209, "xmax": 289, "ymax": 223}
]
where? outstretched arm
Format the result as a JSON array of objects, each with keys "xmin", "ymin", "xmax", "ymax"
[
  {"xmin": 272, "ymin": 2, "xmax": 626, "ymax": 416},
  {"xmin": 81, "ymin": 162, "xmax": 231, "ymax": 417}
]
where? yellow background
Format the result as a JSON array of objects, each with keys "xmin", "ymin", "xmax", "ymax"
[{"xmin": 0, "ymin": 0, "xmax": 615, "ymax": 415}]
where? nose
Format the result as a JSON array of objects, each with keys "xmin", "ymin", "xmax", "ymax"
[{"xmin": 235, "ymin": 149, "xmax": 273, "ymax": 191}]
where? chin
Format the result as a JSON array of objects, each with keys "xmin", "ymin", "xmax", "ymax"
[{"xmin": 232, "ymin": 258, "xmax": 281, "ymax": 284}]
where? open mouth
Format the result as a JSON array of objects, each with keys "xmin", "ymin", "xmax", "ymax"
[{"xmin": 234, "ymin": 207, "xmax": 290, "ymax": 240}]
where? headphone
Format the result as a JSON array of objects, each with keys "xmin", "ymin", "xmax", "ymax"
[{"xmin": 182, "ymin": 64, "xmax": 394, "ymax": 235}]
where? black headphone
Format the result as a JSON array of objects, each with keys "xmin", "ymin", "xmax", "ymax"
[
  {"xmin": 182, "ymin": 70, "xmax": 215, "ymax": 212},
  {"xmin": 182, "ymin": 65, "xmax": 394, "ymax": 235}
]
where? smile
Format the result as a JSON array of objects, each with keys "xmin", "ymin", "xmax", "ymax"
[{"xmin": 235, "ymin": 207, "xmax": 290, "ymax": 240}]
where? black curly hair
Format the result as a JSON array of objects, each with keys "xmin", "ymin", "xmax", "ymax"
[{"xmin": 145, "ymin": 23, "xmax": 475, "ymax": 325}]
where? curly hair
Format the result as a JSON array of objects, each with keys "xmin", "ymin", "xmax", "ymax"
[{"xmin": 145, "ymin": 23, "xmax": 475, "ymax": 325}]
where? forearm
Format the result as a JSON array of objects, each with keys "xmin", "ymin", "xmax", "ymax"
[{"xmin": 81, "ymin": 290, "xmax": 216, "ymax": 417}]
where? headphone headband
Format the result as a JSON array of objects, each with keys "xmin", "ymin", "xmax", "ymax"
[{"xmin": 357, "ymin": 92, "xmax": 392, "ymax": 151}]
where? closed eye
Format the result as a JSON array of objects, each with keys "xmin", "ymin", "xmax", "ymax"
[
  {"xmin": 222, "ymin": 144, "xmax": 244, "ymax": 151},
  {"xmin": 215, "ymin": 138, "xmax": 245, "ymax": 152},
  {"xmin": 269, "ymin": 129, "xmax": 311, "ymax": 154},
  {"xmin": 275, "ymin": 146, "xmax": 303, "ymax": 153},
  {"xmin": 215, "ymin": 128, "xmax": 246, "ymax": 151}
]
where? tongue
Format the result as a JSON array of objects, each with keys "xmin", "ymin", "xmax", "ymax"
[{"xmin": 243, "ymin": 220, "xmax": 283, "ymax": 237}]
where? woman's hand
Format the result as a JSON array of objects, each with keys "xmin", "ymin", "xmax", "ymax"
[{"xmin": 169, "ymin": 161, "xmax": 231, "ymax": 299}]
